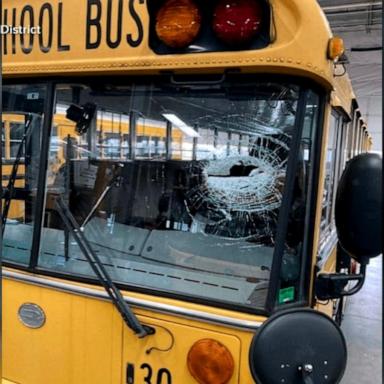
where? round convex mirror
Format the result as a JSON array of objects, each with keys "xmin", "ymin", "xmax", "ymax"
[{"xmin": 249, "ymin": 309, "xmax": 347, "ymax": 384}]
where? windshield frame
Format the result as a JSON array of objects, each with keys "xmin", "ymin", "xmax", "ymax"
[{"xmin": 2, "ymin": 75, "xmax": 326, "ymax": 316}]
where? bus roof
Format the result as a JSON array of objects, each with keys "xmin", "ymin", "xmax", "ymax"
[{"xmin": 3, "ymin": 0, "xmax": 336, "ymax": 90}]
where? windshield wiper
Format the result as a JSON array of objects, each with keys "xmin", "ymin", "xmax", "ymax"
[
  {"xmin": 54, "ymin": 195, "xmax": 155, "ymax": 338},
  {"xmin": 2, "ymin": 114, "xmax": 33, "ymax": 232}
]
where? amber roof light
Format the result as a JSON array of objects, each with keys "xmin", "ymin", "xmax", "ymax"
[
  {"xmin": 155, "ymin": 0, "xmax": 202, "ymax": 49},
  {"xmin": 328, "ymin": 36, "xmax": 345, "ymax": 61}
]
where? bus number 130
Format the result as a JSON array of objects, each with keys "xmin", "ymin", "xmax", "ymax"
[{"xmin": 127, "ymin": 363, "xmax": 172, "ymax": 384}]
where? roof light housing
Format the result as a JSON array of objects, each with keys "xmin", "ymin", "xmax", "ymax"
[
  {"xmin": 148, "ymin": 0, "xmax": 271, "ymax": 54},
  {"xmin": 155, "ymin": 0, "xmax": 202, "ymax": 48},
  {"xmin": 328, "ymin": 37, "xmax": 345, "ymax": 61},
  {"xmin": 212, "ymin": 0, "xmax": 263, "ymax": 46}
]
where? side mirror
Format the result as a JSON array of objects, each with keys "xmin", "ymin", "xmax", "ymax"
[
  {"xmin": 316, "ymin": 153, "xmax": 382, "ymax": 301},
  {"xmin": 335, "ymin": 153, "xmax": 382, "ymax": 263},
  {"xmin": 249, "ymin": 309, "xmax": 347, "ymax": 384}
]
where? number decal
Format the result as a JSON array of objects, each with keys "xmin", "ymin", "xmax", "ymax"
[
  {"xmin": 126, "ymin": 363, "xmax": 135, "ymax": 384},
  {"xmin": 127, "ymin": 363, "xmax": 172, "ymax": 384},
  {"xmin": 157, "ymin": 368, "xmax": 172, "ymax": 384},
  {"xmin": 140, "ymin": 363, "xmax": 153, "ymax": 384}
]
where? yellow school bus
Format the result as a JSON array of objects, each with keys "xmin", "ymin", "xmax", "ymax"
[{"xmin": 2, "ymin": 1, "xmax": 381, "ymax": 384}]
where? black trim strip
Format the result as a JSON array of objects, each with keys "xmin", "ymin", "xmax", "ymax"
[
  {"xmin": 29, "ymin": 83, "xmax": 55, "ymax": 268},
  {"xmin": 266, "ymin": 88, "xmax": 309, "ymax": 313},
  {"xmin": 300, "ymin": 94, "xmax": 327, "ymax": 303},
  {"xmin": 129, "ymin": 111, "xmax": 137, "ymax": 160}
]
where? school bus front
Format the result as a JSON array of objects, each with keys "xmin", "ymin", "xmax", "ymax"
[
  {"xmin": 3, "ymin": 75, "xmax": 318, "ymax": 384},
  {"xmin": 3, "ymin": 0, "xmax": 375, "ymax": 383}
]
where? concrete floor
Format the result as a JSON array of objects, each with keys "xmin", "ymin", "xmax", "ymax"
[{"xmin": 340, "ymin": 256, "xmax": 382, "ymax": 383}]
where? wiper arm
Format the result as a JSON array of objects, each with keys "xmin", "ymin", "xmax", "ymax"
[
  {"xmin": 54, "ymin": 195, "xmax": 155, "ymax": 338},
  {"xmin": 2, "ymin": 114, "xmax": 33, "ymax": 233}
]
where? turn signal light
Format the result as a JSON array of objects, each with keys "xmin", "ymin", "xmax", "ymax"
[
  {"xmin": 213, "ymin": 0, "xmax": 263, "ymax": 46},
  {"xmin": 328, "ymin": 37, "xmax": 345, "ymax": 61},
  {"xmin": 155, "ymin": 0, "xmax": 202, "ymax": 48},
  {"xmin": 187, "ymin": 338, "xmax": 234, "ymax": 384}
]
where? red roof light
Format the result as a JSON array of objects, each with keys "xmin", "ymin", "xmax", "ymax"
[{"xmin": 212, "ymin": 0, "xmax": 263, "ymax": 46}]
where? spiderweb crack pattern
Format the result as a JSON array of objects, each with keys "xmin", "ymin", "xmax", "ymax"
[{"xmin": 186, "ymin": 133, "xmax": 291, "ymax": 241}]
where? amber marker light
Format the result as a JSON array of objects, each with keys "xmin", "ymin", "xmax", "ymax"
[
  {"xmin": 155, "ymin": 0, "xmax": 202, "ymax": 48},
  {"xmin": 187, "ymin": 339, "xmax": 235, "ymax": 384},
  {"xmin": 213, "ymin": 0, "xmax": 263, "ymax": 46},
  {"xmin": 328, "ymin": 36, "xmax": 345, "ymax": 61}
]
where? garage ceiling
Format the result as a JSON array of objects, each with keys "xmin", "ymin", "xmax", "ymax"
[{"xmin": 318, "ymin": 0, "xmax": 382, "ymax": 152}]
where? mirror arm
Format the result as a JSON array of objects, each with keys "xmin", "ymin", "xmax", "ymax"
[
  {"xmin": 315, "ymin": 263, "xmax": 367, "ymax": 300},
  {"xmin": 339, "ymin": 263, "xmax": 367, "ymax": 296}
]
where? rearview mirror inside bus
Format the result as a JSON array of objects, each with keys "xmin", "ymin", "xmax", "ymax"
[{"xmin": 66, "ymin": 103, "xmax": 97, "ymax": 135}]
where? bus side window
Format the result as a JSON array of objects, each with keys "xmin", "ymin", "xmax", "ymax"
[
  {"xmin": 339, "ymin": 121, "xmax": 349, "ymax": 172},
  {"xmin": 321, "ymin": 114, "xmax": 337, "ymax": 232},
  {"xmin": 332, "ymin": 119, "xmax": 349, "ymax": 217},
  {"xmin": 357, "ymin": 124, "xmax": 363, "ymax": 155},
  {"xmin": 346, "ymin": 115, "xmax": 354, "ymax": 161},
  {"xmin": 320, "ymin": 112, "xmax": 344, "ymax": 234}
]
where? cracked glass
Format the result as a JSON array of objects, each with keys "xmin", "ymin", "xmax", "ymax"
[{"xmin": 29, "ymin": 78, "xmax": 320, "ymax": 311}]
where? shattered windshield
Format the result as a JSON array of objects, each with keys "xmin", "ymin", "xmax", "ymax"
[{"xmin": 3, "ymin": 78, "xmax": 320, "ymax": 311}]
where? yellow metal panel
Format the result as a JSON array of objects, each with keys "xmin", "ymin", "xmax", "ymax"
[
  {"xmin": 122, "ymin": 315, "xmax": 242, "ymax": 384},
  {"xmin": 3, "ymin": 0, "xmax": 335, "ymax": 89},
  {"xmin": 3, "ymin": 279, "xmax": 122, "ymax": 384},
  {"xmin": 331, "ymin": 74, "xmax": 354, "ymax": 119},
  {"xmin": 3, "ymin": 270, "xmax": 267, "ymax": 384}
]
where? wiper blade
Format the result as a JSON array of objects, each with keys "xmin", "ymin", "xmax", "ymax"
[{"xmin": 54, "ymin": 195, "xmax": 154, "ymax": 338}]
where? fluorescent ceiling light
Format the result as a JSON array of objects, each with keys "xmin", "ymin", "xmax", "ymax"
[{"xmin": 162, "ymin": 113, "xmax": 200, "ymax": 138}]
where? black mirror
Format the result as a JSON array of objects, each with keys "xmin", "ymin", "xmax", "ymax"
[
  {"xmin": 66, "ymin": 103, "xmax": 96, "ymax": 135},
  {"xmin": 249, "ymin": 309, "xmax": 347, "ymax": 384},
  {"xmin": 335, "ymin": 153, "xmax": 382, "ymax": 263}
]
